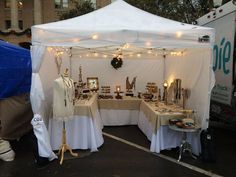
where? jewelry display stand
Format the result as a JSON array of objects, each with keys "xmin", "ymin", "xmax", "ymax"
[
  {"xmin": 58, "ymin": 121, "xmax": 78, "ymax": 165},
  {"xmin": 53, "ymin": 68, "xmax": 78, "ymax": 165}
]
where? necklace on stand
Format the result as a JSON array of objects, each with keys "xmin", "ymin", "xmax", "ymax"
[{"xmin": 61, "ymin": 75, "xmax": 75, "ymax": 106}]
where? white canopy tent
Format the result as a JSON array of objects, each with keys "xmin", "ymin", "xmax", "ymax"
[{"xmin": 30, "ymin": 0, "xmax": 215, "ymax": 157}]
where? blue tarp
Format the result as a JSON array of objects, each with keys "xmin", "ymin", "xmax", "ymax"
[{"xmin": 0, "ymin": 40, "xmax": 32, "ymax": 99}]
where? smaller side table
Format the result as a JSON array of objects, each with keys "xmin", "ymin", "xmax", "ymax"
[{"xmin": 169, "ymin": 125, "xmax": 200, "ymax": 162}]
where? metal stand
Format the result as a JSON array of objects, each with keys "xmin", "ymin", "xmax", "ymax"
[
  {"xmin": 178, "ymin": 131, "xmax": 197, "ymax": 162},
  {"xmin": 114, "ymin": 91, "xmax": 123, "ymax": 99},
  {"xmin": 169, "ymin": 125, "xmax": 199, "ymax": 162},
  {"xmin": 57, "ymin": 121, "xmax": 78, "ymax": 165}
]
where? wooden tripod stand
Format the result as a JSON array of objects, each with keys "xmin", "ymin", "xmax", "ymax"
[{"xmin": 57, "ymin": 121, "xmax": 78, "ymax": 165}]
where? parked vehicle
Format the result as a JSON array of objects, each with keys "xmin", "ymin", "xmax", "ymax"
[{"xmin": 196, "ymin": 0, "xmax": 236, "ymax": 129}]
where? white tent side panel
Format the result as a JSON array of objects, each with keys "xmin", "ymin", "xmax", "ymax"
[{"xmin": 165, "ymin": 48, "xmax": 214, "ymax": 129}]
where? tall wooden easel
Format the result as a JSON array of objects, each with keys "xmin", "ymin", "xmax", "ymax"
[{"xmin": 57, "ymin": 121, "xmax": 78, "ymax": 165}]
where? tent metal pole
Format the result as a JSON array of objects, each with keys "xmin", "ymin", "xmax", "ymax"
[{"xmin": 69, "ymin": 47, "xmax": 72, "ymax": 77}]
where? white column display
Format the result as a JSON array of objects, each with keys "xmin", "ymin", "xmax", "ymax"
[
  {"xmin": 10, "ymin": 0, "xmax": 19, "ymax": 30},
  {"xmin": 34, "ymin": 0, "xmax": 42, "ymax": 25}
]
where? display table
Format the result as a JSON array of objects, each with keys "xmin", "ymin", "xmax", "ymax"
[
  {"xmin": 138, "ymin": 101, "xmax": 201, "ymax": 155},
  {"xmin": 48, "ymin": 94, "xmax": 104, "ymax": 152},
  {"xmin": 98, "ymin": 97, "xmax": 142, "ymax": 125}
]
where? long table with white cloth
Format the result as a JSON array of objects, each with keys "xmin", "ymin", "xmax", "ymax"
[
  {"xmin": 99, "ymin": 97, "xmax": 200, "ymax": 155},
  {"xmin": 48, "ymin": 94, "xmax": 104, "ymax": 152},
  {"xmin": 98, "ymin": 97, "xmax": 142, "ymax": 125}
]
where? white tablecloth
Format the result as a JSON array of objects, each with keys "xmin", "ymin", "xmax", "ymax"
[
  {"xmin": 100, "ymin": 109, "xmax": 139, "ymax": 126},
  {"xmin": 99, "ymin": 97, "xmax": 141, "ymax": 126},
  {"xmin": 138, "ymin": 110, "xmax": 201, "ymax": 155},
  {"xmin": 49, "ymin": 94, "xmax": 104, "ymax": 152}
]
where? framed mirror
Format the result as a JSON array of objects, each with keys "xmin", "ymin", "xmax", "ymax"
[{"xmin": 87, "ymin": 77, "xmax": 99, "ymax": 91}]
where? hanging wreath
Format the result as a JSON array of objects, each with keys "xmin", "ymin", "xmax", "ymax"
[{"xmin": 111, "ymin": 57, "xmax": 123, "ymax": 69}]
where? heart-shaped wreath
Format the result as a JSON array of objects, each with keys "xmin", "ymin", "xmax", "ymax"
[{"xmin": 111, "ymin": 57, "xmax": 123, "ymax": 69}]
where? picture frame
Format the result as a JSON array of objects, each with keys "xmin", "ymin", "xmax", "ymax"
[{"xmin": 87, "ymin": 77, "xmax": 99, "ymax": 91}]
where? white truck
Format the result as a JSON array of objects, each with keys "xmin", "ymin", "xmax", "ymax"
[{"xmin": 197, "ymin": 0, "xmax": 236, "ymax": 129}]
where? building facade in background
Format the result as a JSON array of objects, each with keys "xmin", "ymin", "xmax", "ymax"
[{"xmin": 0, "ymin": 0, "xmax": 114, "ymax": 45}]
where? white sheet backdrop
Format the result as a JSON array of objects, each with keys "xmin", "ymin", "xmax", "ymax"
[{"xmin": 71, "ymin": 57, "xmax": 164, "ymax": 95}]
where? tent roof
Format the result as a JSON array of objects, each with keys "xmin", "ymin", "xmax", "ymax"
[{"xmin": 32, "ymin": 0, "xmax": 214, "ymax": 49}]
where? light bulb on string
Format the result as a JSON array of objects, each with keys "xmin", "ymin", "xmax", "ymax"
[
  {"xmin": 145, "ymin": 41, "xmax": 151, "ymax": 46},
  {"xmin": 176, "ymin": 31, "xmax": 182, "ymax": 38},
  {"xmin": 92, "ymin": 34, "xmax": 98, "ymax": 40},
  {"xmin": 47, "ymin": 47, "xmax": 53, "ymax": 52}
]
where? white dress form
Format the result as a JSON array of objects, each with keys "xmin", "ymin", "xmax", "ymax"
[
  {"xmin": 52, "ymin": 74, "xmax": 78, "ymax": 164},
  {"xmin": 53, "ymin": 75, "xmax": 75, "ymax": 121}
]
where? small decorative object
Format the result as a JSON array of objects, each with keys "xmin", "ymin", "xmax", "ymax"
[
  {"xmin": 142, "ymin": 93, "xmax": 153, "ymax": 101},
  {"xmin": 169, "ymin": 118, "xmax": 183, "ymax": 125},
  {"xmin": 167, "ymin": 82, "xmax": 176, "ymax": 103},
  {"xmin": 146, "ymin": 82, "xmax": 157, "ymax": 94},
  {"xmin": 114, "ymin": 85, "xmax": 123, "ymax": 99},
  {"xmin": 111, "ymin": 54, "xmax": 123, "ymax": 69},
  {"xmin": 173, "ymin": 79, "xmax": 182, "ymax": 103},
  {"xmin": 87, "ymin": 77, "xmax": 99, "ymax": 91},
  {"xmin": 158, "ymin": 88, "xmax": 161, "ymax": 101},
  {"xmin": 101, "ymin": 86, "xmax": 111, "ymax": 94},
  {"xmin": 182, "ymin": 118, "xmax": 194, "ymax": 128},
  {"xmin": 146, "ymin": 82, "xmax": 158, "ymax": 99},
  {"xmin": 99, "ymin": 86, "xmax": 113, "ymax": 99},
  {"xmin": 198, "ymin": 35, "xmax": 210, "ymax": 43},
  {"xmin": 126, "ymin": 76, "xmax": 137, "ymax": 96},
  {"xmin": 77, "ymin": 66, "xmax": 86, "ymax": 96},
  {"xmin": 181, "ymin": 88, "xmax": 191, "ymax": 109},
  {"xmin": 163, "ymin": 80, "xmax": 168, "ymax": 105},
  {"xmin": 116, "ymin": 85, "xmax": 121, "ymax": 92},
  {"xmin": 138, "ymin": 92, "xmax": 142, "ymax": 98}
]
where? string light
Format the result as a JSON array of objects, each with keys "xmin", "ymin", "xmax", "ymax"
[
  {"xmin": 47, "ymin": 47, "xmax": 53, "ymax": 52},
  {"xmin": 92, "ymin": 34, "xmax": 98, "ymax": 40},
  {"xmin": 145, "ymin": 41, "xmax": 151, "ymax": 46},
  {"xmin": 73, "ymin": 38, "xmax": 80, "ymax": 42},
  {"xmin": 176, "ymin": 31, "xmax": 182, "ymax": 38},
  {"xmin": 123, "ymin": 43, "xmax": 130, "ymax": 49},
  {"xmin": 170, "ymin": 51, "xmax": 184, "ymax": 56}
]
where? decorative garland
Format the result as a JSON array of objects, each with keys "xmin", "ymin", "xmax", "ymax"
[
  {"xmin": 111, "ymin": 57, "xmax": 123, "ymax": 69},
  {"xmin": 0, "ymin": 28, "xmax": 31, "ymax": 37}
]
